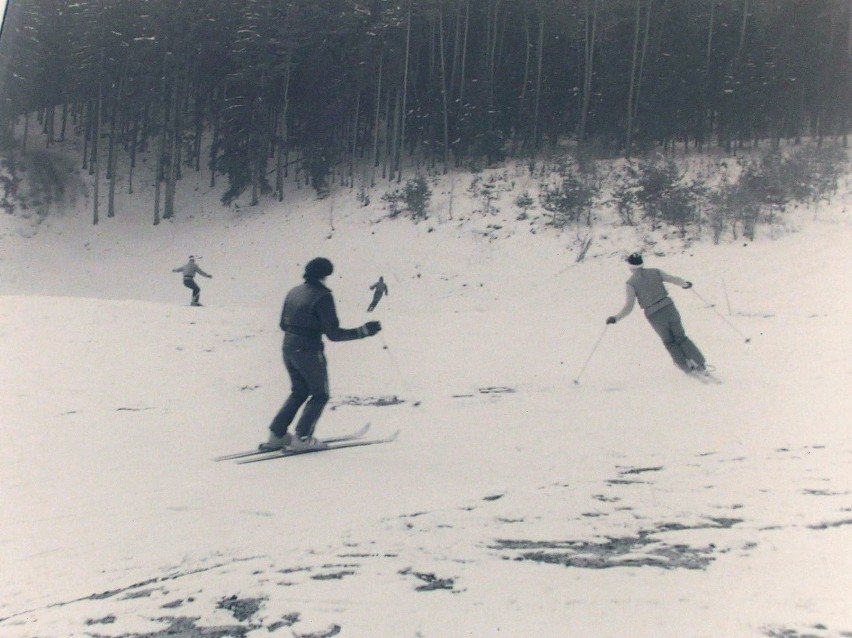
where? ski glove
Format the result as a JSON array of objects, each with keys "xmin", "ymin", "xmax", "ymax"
[
  {"xmin": 682, "ymin": 281, "xmax": 692, "ymax": 289},
  {"xmin": 606, "ymin": 316, "xmax": 617, "ymax": 325},
  {"xmin": 357, "ymin": 321, "xmax": 382, "ymax": 338}
]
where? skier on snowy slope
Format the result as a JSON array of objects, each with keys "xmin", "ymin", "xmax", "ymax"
[
  {"xmin": 172, "ymin": 256, "xmax": 212, "ymax": 306},
  {"xmin": 367, "ymin": 276, "xmax": 388, "ymax": 312},
  {"xmin": 262, "ymin": 258, "xmax": 382, "ymax": 451},
  {"xmin": 606, "ymin": 253, "xmax": 707, "ymax": 374}
]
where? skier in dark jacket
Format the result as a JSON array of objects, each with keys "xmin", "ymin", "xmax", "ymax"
[
  {"xmin": 367, "ymin": 276, "xmax": 389, "ymax": 312},
  {"xmin": 606, "ymin": 253, "xmax": 707, "ymax": 374},
  {"xmin": 172, "ymin": 256, "xmax": 212, "ymax": 306},
  {"xmin": 262, "ymin": 257, "xmax": 382, "ymax": 451}
]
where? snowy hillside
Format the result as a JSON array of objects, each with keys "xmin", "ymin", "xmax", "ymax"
[{"xmin": 1, "ymin": 148, "xmax": 851, "ymax": 638}]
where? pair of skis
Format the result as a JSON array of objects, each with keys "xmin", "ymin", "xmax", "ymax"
[{"xmin": 214, "ymin": 423, "xmax": 398, "ymax": 464}]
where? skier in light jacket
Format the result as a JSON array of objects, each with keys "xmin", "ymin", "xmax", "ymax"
[
  {"xmin": 172, "ymin": 256, "xmax": 212, "ymax": 306},
  {"xmin": 606, "ymin": 253, "xmax": 707, "ymax": 373},
  {"xmin": 262, "ymin": 258, "xmax": 382, "ymax": 452}
]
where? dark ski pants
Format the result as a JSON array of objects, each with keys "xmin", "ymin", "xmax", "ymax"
[
  {"xmin": 367, "ymin": 293, "xmax": 383, "ymax": 312},
  {"xmin": 646, "ymin": 303, "xmax": 705, "ymax": 372},
  {"xmin": 183, "ymin": 277, "xmax": 200, "ymax": 303},
  {"xmin": 270, "ymin": 346, "xmax": 330, "ymax": 439}
]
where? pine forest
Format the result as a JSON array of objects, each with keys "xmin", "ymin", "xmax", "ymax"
[{"xmin": 0, "ymin": 0, "xmax": 850, "ymax": 219}]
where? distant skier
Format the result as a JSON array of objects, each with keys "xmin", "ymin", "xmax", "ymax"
[
  {"xmin": 367, "ymin": 276, "xmax": 389, "ymax": 312},
  {"xmin": 606, "ymin": 253, "xmax": 707, "ymax": 374},
  {"xmin": 262, "ymin": 257, "xmax": 382, "ymax": 452},
  {"xmin": 172, "ymin": 256, "xmax": 212, "ymax": 306}
]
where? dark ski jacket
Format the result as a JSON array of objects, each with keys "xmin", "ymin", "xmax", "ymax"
[
  {"xmin": 370, "ymin": 280, "xmax": 388, "ymax": 298},
  {"xmin": 279, "ymin": 281, "xmax": 361, "ymax": 350}
]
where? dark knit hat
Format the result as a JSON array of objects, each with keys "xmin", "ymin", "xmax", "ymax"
[
  {"xmin": 626, "ymin": 253, "xmax": 644, "ymax": 266},
  {"xmin": 304, "ymin": 257, "xmax": 334, "ymax": 281}
]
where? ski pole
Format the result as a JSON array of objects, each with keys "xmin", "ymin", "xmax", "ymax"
[
  {"xmin": 573, "ymin": 325, "xmax": 608, "ymax": 385},
  {"xmin": 378, "ymin": 333, "xmax": 421, "ymax": 406},
  {"xmin": 690, "ymin": 288, "xmax": 751, "ymax": 343}
]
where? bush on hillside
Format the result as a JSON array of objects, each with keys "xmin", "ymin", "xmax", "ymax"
[
  {"xmin": 701, "ymin": 145, "xmax": 848, "ymax": 242},
  {"xmin": 514, "ymin": 191, "xmax": 535, "ymax": 220},
  {"xmin": 611, "ymin": 168, "xmax": 640, "ymax": 226},
  {"xmin": 469, "ymin": 173, "xmax": 513, "ymax": 215},
  {"xmin": 382, "ymin": 174, "xmax": 431, "ymax": 220},
  {"xmin": 785, "ymin": 145, "xmax": 846, "ymax": 207},
  {"xmin": 1, "ymin": 157, "xmax": 16, "ymax": 215},
  {"xmin": 613, "ymin": 157, "xmax": 706, "ymax": 232},
  {"xmin": 539, "ymin": 158, "xmax": 600, "ymax": 227}
]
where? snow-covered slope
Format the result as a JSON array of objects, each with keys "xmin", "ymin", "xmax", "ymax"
[{"xmin": 1, "ymin": 151, "xmax": 850, "ymax": 638}]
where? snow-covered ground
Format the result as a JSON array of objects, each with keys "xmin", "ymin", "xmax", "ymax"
[{"xmin": 0, "ymin": 150, "xmax": 850, "ymax": 638}]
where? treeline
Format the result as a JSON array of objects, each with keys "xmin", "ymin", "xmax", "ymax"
[{"xmin": 0, "ymin": 0, "xmax": 849, "ymax": 223}]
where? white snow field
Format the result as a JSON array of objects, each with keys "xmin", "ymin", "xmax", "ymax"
[{"xmin": 0, "ymin": 149, "xmax": 850, "ymax": 638}]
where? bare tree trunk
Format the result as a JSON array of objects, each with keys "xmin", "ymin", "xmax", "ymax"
[
  {"xmin": 164, "ymin": 72, "xmax": 182, "ymax": 219},
  {"xmin": 276, "ymin": 48, "xmax": 292, "ymax": 201},
  {"xmin": 371, "ymin": 53, "xmax": 383, "ymax": 187},
  {"xmin": 699, "ymin": 0, "xmax": 715, "ymax": 150},
  {"xmin": 89, "ymin": 74, "xmax": 100, "ymax": 176},
  {"xmin": 128, "ymin": 108, "xmax": 139, "ymax": 194},
  {"xmin": 22, "ymin": 112, "xmax": 29, "ymax": 152},
  {"xmin": 154, "ymin": 51, "xmax": 170, "ymax": 226},
  {"xmin": 173, "ymin": 73, "xmax": 184, "ymax": 182},
  {"xmin": 60, "ymin": 102, "xmax": 68, "ymax": 142},
  {"xmin": 383, "ymin": 88, "xmax": 392, "ymax": 179},
  {"xmin": 45, "ymin": 105, "xmax": 54, "ymax": 148},
  {"xmin": 578, "ymin": 0, "xmax": 599, "ymax": 149},
  {"xmin": 722, "ymin": 0, "xmax": 749, "ymax": 152},
  {"xmin": 140, "ymin": 101, "xmax": 150, "ymax": 152},
  {"xmin": 634, "ymin": 0, "xmax": 653, "ymax": 141},
  {"xmin": 486, "ymin": 0, "xmax": 502, "ymax": 109},
  {"xmin": 209, "ymin": 88, "xmax": 219, "ymax": 189},
  {"xmin": 458, "ymin": 0, "xmax": 470, "ymax": 110},
  {"xmin": 737, "ymin": 0, "xmax": 749, "ymax": 59},
  {"xmin": 533, "ymin": 11, "xmax": 544, "ymax": 152},
  {"xmin": 397, "ymin": 0, "xmax": 413, "ymax": 183},
  {"xmin": 193, "ymin": 94, "xmax": 203, "ymax": 172},
  {"xmin": 625, "ymin": 0, "xmax": 642, "ymax": 158},
  {"xmin": 438, "ymin": 3, "xmax": 450, "ymax": 174},
  {"xmin": 250, "ymin": 95, "xmax": 260, "ymax": 206},
  {"xmin": 518, "ymin": 10, "xmax": 532, "ymax": 154},
  {"xmin": 107, "ymin": 80, "xmax": 120, "ymax": 218},
  {"xmin": 81, "ymin": 104, "xmax": 88, "ymax": 169},
  {"xmin": 390, "ymin": 88, "xmax": 401, "ymax": 181},
  {"xmin": 274, "ymin": 105, "xmax": 284, "ymax": 200},
  {"xmin": 92, "ymin": 66, "xmax": 103, "ymax": 225},
  {"xmin": 519, "ymin": 11, "xmax": 531, "ymax": 109},
  {"xmin": 449, "ymin": 1, "xmax": 463, "ymax": 106},
  {"xmin": 845, "ymin": 0, "xmax": 851, "ymax": 146},
  {"xmin": 350, "ymin": 91, "xmax": 360, "ymax": 187}
]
